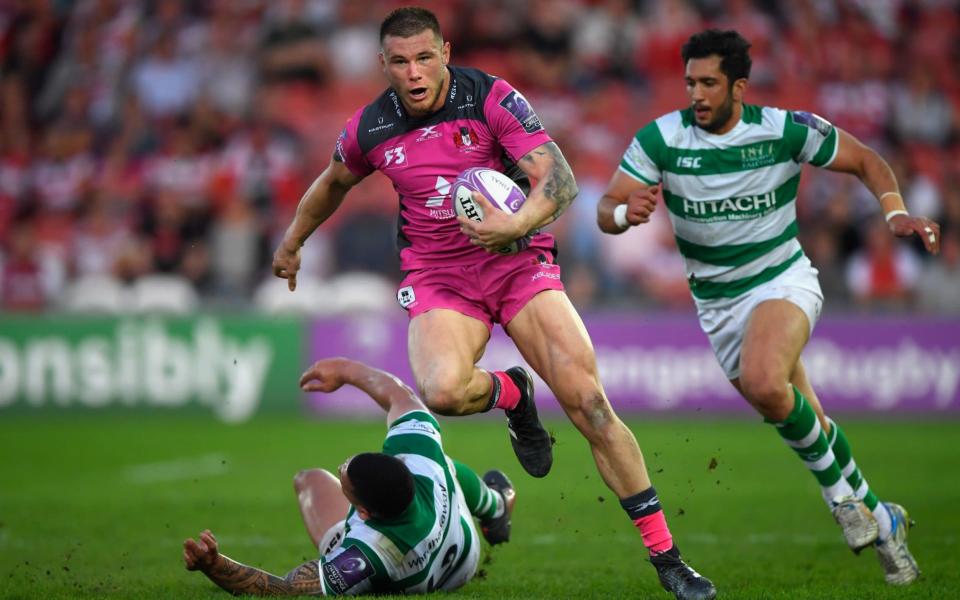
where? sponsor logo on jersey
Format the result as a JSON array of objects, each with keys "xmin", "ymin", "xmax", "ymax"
[
  {"xmin": 681, "ymin": 192, "xmax": 779, "ymax": 221},
  {"xmin": 676, "ymin": 156, "xmax": 702, "ymax": 169},
  {"xmin": 383, "ymin": 144, "xmax": 407, "ymax": 169},
  {"xmin": 531, "ymin": 270, "xmax": 561, "ymax": 282},
  {"xmin": 388, "ymin": 91, "xmax": 403, "ymax": 118},
  {"xmin": 367, "ymin": 121, "xmax": 395, "ymax": 134},
  {"xmin": 416, "ymin": 125, "xmax": 442, "ymax": 142},
  {"xmin": 791, "ymin": 111, "xmax": 833, "ymax": 136},
  {"xmin": 499, "ymin": 90, "xmax": 543, "ymax": 134},
  {"xmin": 324, "ymin": 547, "xmax": 375, "ymax": 593},
  {"xmin": 739, "ymin": 142, "xmax": 777, "ymax": 169},
  {"xmin": 334, "ymin": 127, "xmax": 348, "ymax": 162},
  {"xmin": 397, "ymin": 286, "xmax": 416, "ymax": 308},
  {"xmin": 453, "ymin": 127, "xmax": 479, "ymax": 152},
  {"xmin": 426, "ymin": 176, "xmax": 451, "ymax": 207}
]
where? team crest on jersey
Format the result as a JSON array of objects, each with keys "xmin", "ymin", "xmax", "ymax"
[
  {"xmin": 499, "ymin": 90, "xmax": 543, "ymax": 134},
  {"xmin": 791, "ymin": 111, "xmax": 833, "ymax": 137},
  {"xmin": 453, "ymin": 126, "xmax": 480, "ymax": 152},
  {"xmin": 323, "ymin": 547, "xmax": 375, "ymax": 594},
  {"xmin": 397, "ymin": 285, "xmax": 416, "ymax": 308}
]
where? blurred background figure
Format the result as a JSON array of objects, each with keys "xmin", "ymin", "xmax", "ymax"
[{"xmin": 0, "ymin": 0, "xmax": 956, "ymax": 316}]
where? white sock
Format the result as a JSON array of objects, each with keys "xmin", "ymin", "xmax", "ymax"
[{"xmin": 873, "ymin": 503, "xmax": 893, "ymax": 541}]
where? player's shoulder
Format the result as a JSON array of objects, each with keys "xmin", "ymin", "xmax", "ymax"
[{"xmin": 350, "ymin": 87, "xmax": 406, "ymax": 154}]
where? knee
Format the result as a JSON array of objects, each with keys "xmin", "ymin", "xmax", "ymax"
[
  {"xmin": 293, "ymin": 468, "xmax": 333, "ymax": 494},
  {"xmin": 420, "ymin": 375, "xmax": 472, "ymax": 416},
  {"xmin": 739, "ymin": 368, "xmax": 792, "ymax": 421}
]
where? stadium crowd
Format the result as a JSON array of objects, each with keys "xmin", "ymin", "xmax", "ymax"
[{"xmin": 1, "ymin": 0, "xmax": 958, "ymax": 314}]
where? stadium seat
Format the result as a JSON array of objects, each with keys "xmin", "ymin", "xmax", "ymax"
[
  {"xmin": 130, "ymin": 274, "xmax": 199, "ymax": 315},
  {"xmin": 61, "ymin": 274, "xmax": 131, "ymax": 314},
  {"xmin": 328, "ymin": 271, "xmax": 398, "ymax": 315},
  {"xmin": 253, "ymin": 276, "xmax": 340, "ymax": 316}
]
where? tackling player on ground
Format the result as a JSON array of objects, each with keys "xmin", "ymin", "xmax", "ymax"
[
  {"xmin": 272, "ymin": 8, "xmax": 715, "ymax": 599},
  {"xmin": 598, "ymin": 29, "xmax": 938, "ymax": 585},
  {"xmin": 183, "ymin": 357, "xmax": 516, "ymax": 595}
]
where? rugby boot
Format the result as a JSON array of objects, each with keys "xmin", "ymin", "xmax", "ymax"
[
  {"xmin": 479, "ymin": 469, "xmax": 516, "ymax": 545},
  {"xmin": 875, "ymin": 503, "xmax": 920, "ymax": 585},
  {"xmin": 650, "ymin": 545, "xmax": 717, "ymax": 600},
  {"xmin": 504, "ymin": 366, "xmax": 553, "ymax": 478},
  {"xmin": 831, "ymin": 495, "xmax": 879, "ymax": 553}
]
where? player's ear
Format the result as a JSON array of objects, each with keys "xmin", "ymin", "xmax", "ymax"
[
  {"xmin": 441, "ymin": 40, "xmax": 450, "ymax": 65},
  {"xmin": 378, "ymin": 51, "xmax": 386, "ymax": 72},
  {"xmin": 732, "ymin": 78, "xmax": 747, "ymax": 103}
]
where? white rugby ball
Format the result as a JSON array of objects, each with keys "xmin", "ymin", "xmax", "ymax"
[{"xmin": 453, "ymin": 167, "xmax": 530, "ymax": 255}]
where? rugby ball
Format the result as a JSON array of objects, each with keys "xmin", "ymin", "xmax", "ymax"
[{"xmin": 453, "ymin": 167, "xmax": 530, "ymax": 254}]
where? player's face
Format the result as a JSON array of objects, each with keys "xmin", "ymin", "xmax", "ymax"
[
  {"xmin": 380, "ymin": 30, "xmax": 451, "ymax": 118},
  {"xmin": 685, "ymin": 55, "xmax": 745, "ymax": 134}
]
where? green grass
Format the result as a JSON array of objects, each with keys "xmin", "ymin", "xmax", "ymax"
[{"xmin": 1, "ymin": 415, "xmax": 958, "ymax": 599}]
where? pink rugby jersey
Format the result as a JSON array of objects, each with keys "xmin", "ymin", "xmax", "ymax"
[{"xmin": 334, "ymin": 66, "xmax": 556, "ymax": 271}]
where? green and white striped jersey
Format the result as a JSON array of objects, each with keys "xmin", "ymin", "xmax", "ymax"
[
  {"xmin": 319, "ymin": 410, "xmax": 474, "ymax": 596},
  {"xmin": 619, "ymin": 104, "xmax": 838, "ymax": 300}
]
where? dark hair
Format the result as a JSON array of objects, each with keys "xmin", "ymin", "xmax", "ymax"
[
  {"xmin": 681, "ymin": 29, "xmax": 752, "ymax": 83},
  {"xmin": 347, "ymin": 453, "xmax": 415, "ymax": 519},
  {"xmin": 379, "ymin": 7, "xmax": 442, "ymax": 43}
]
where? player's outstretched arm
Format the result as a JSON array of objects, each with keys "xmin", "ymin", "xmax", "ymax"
[
  {"xmin": 596, "ymin": 169, "xmax": 659, "ymax": 234},
  {"xmin": 272, "ymin": 156, "xmax": 365, "ymax": 291},
  {"xmin": 183, "ymin": 530, "xmax": 321, "ymax": 596},
  {"xmin": 300, "ymin": 357, "xmax": 426, "ymax": 425},
  {"xmin": 826, "ymin": 128, "xmax": 941, "ymax": 255}
]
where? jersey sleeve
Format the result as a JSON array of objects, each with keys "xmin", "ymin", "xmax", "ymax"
[
  {"xmin": 484, "ymin": 78, "xmax": 553, "ymax": 162},
  {"xmin": 619, "ymin": 121, "xmax": 664, "ymax": 185},
  {"xmin": 333, "ymin": 108, "xmax": 375, "ymax": 178},
  {"xmin": 319, "ymin": 542, "xmax": 386, "ymax": 596},
  {"xmin": 382, "ymin": 410, "xmax": 446, "ymax": 465},
  {"xmin": 784, "ymin": 110, "xmax": 839, "ymax": 167}
]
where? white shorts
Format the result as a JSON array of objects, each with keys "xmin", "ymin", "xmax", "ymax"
[
  {"xmin": 318, "ymin": 520, "xmax": 346, "ymax": 557},
  {"xmin": 695, "ymin": 255, "xmax": 823, "ymax": 380}
]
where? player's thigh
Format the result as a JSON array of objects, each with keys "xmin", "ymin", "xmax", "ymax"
[
  {"xmin": 740, "ymin": 299, "xmax": 810, "ymax": 387},
  {"xmin": 293, "ymin": 468, "xmax": 350, "ymax": 551},
  {"xmin": 505, "ymin": 290, "xmax": 600, "ymax": 403},
  {"xmin": 408, "ymin": 308, "xmax": 490, "ymax": 392}
]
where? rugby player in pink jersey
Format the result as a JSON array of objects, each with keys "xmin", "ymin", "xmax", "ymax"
[{"xmin": 272, "ymin": 8, "xmax": 715, "ymax": 598}]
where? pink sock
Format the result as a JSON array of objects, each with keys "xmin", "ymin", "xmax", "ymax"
[
  {"xmin": 489, "ymin": 371, "xmax": 520, "ymax": 411},
  {"xmin": 633, "ymin": 511, "xmax": 674, "ymax": 555}
]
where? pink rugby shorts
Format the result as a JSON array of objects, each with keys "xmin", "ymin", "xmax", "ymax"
[{"xmin": 396, "ymin": 247, "xmax": 565, "ymax": 330}]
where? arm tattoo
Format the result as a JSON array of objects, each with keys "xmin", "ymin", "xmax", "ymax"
[
  {"xmin": 204, "ymin": 557, "xmax": 322, "ymax": 596},
  {"xmin": 521, "ymin": 142, "xmax": 579, "ymax": 221}
]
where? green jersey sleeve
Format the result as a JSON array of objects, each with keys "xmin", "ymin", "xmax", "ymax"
[
  {"xmin": 785, "ymin": 111, "xmax": 839, "ymax": 167},
  {"xmin": 382, "ymin": 410, "xmax": 446, "ymax": 465},
  {"xmin": 619, "ymin": 121, "xmax": 664, "ymax": 185},
  {"xmin": 320, "ymin": 541, "xmax": 388, "ymax": 596}
]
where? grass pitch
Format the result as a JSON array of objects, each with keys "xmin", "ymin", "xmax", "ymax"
[{"xmin": 1, "ymin": 414, "xmax": 958, "ymax": 599}]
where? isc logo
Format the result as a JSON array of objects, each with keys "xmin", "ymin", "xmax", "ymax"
[{"xmin": 677, "ymin": 156, "xmax": 702, "ymax": 169}]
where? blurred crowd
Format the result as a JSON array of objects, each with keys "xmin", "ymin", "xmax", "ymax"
[{"xmin": 1, "ymin": 0, "xmax": 958, "ymax": 315}]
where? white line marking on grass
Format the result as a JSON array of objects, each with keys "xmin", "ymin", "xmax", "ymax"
[{"xmin": 124, "ymin": 453, "xmax": 229, "ymax": 484}]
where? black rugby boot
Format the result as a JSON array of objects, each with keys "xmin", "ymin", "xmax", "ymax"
[
  {"xmin": 479, "ymin": 469, "xmax": 516, "ymax": 545},
  {"xmin": 503, "ymin": 366, "xmax": 553, "ymax": 478},
  {"xmin": 650, "ymin": 545, "xmax": 717, "ymax": 600}
]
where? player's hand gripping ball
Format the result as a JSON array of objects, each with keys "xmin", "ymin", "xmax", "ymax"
[{"xmin": 453, "ymin": 167, "xmax": 531, "ymax": 254}]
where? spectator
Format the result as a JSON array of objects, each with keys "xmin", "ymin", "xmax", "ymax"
[
  {"xmin": 846, "ymin": 217, "xmax": 922, "ymax": 309},
  {"xmin": 915, "ymin": 229, "xmax": 960, "ymax": 314}
]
